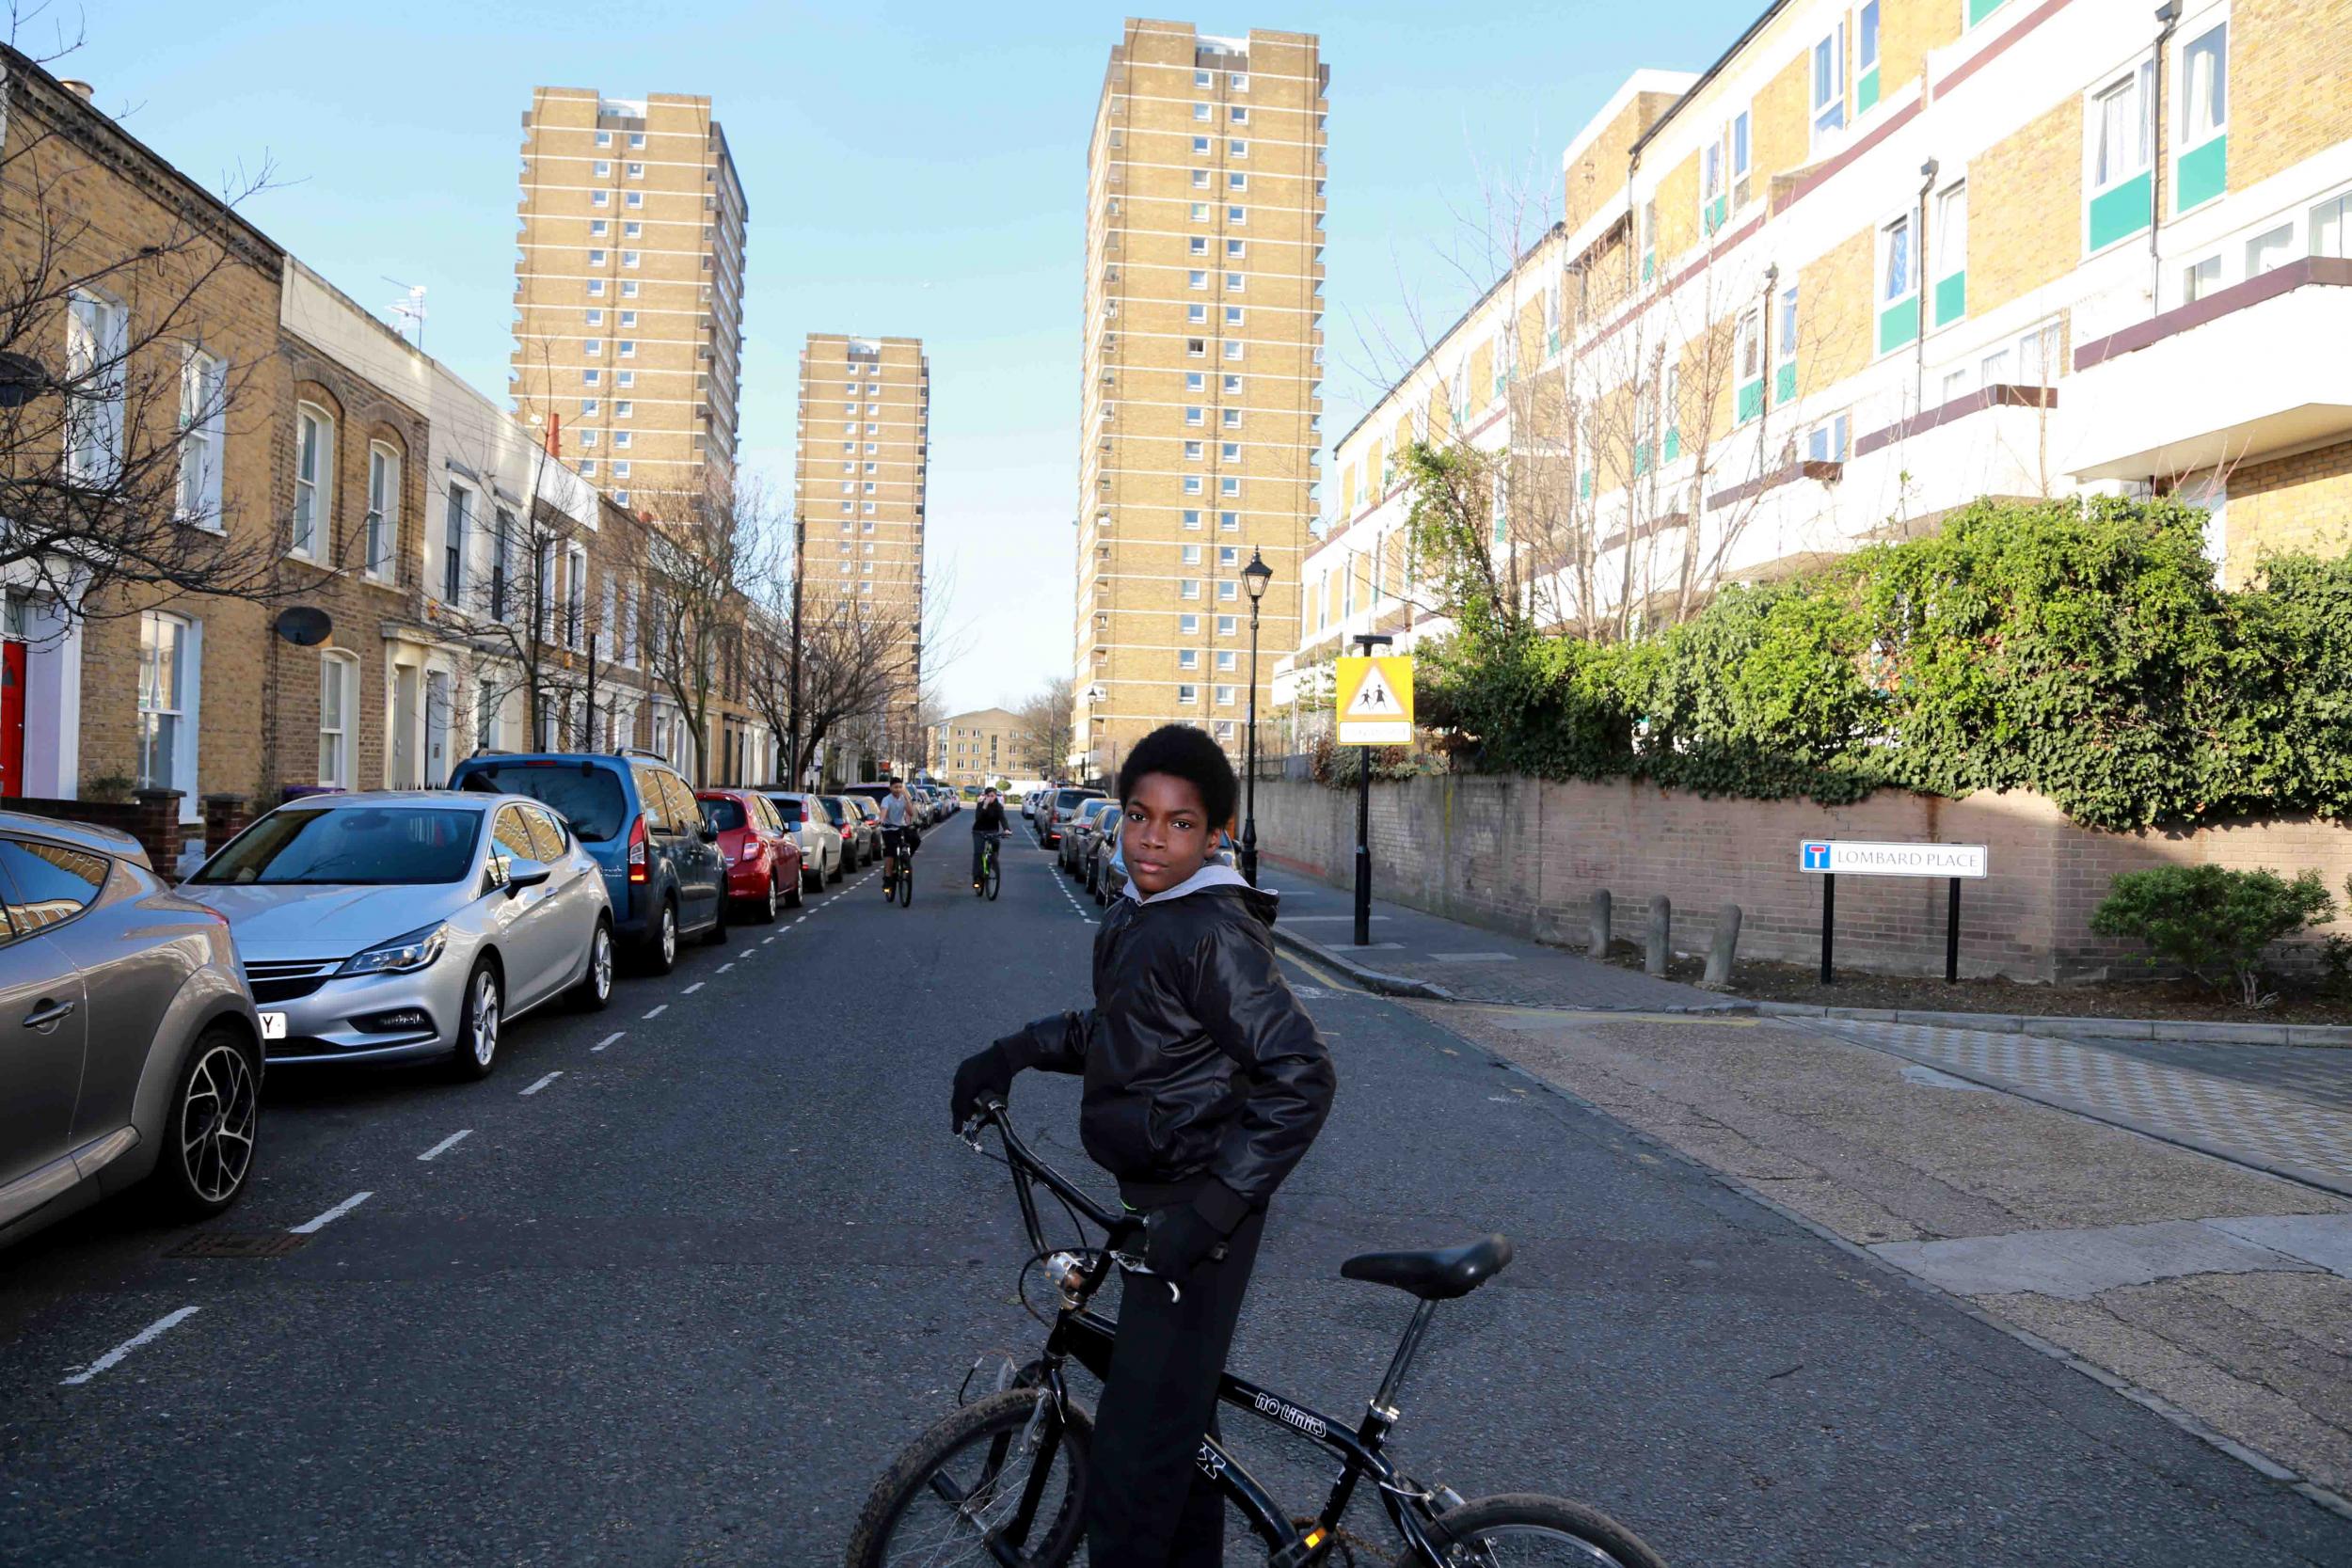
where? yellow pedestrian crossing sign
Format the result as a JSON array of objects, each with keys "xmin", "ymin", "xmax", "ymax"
[{"xmin": 1335, "ymin": 655, "xmax": 1415, "ymax": 744}]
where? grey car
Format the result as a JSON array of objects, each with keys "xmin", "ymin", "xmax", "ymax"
[
  {"xmin": 0, "ymin": 811, "xmax": 262, "ymax": 1250},
  {"xmin": 183, "ymin": 791, "xmax": 613, "ymax": 1081}
]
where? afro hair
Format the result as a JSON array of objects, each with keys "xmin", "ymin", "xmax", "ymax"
[{"xmin": 1116, "ymin": 723, "xmax": 1239, "ymax": 829}]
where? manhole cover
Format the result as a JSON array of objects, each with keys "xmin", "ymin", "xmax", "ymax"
[{"xmin": 167, "ymin": 1232, "xmax": 310, "ymax": 1259}]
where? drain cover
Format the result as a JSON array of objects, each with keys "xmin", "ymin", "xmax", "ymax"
[{"xmin": 167, "ymin": 1232, "xmax": 310, "ymax": 1259}]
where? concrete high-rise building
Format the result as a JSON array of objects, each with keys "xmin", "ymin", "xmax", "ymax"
[
  {"xmin": 513, "ymin": 87, "xmax": 747, "ymax": 516},
  {"xmin": 794, "ymin": 334, "xmax": 931, "ymax": 761},
  {"xmin": 1073, "ymin": 21, "xmax": 1326, "ymax": 781}
]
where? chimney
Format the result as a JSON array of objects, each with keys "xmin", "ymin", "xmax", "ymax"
[{"xmin": 57, "ymin": 79, "xmax": 95, "ymax": 103}]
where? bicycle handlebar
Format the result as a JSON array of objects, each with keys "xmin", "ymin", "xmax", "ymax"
[{"xmin": 962, "ymin": 1099, "xmax": 1140, "ymax": 1250}]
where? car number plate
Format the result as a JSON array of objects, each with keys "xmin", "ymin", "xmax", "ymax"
[{"xmin": 259, "ymin": 1011, "xmax": 288, "ymax": 1040}]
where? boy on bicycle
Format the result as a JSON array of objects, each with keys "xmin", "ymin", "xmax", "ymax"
[
  {"xmin": 951, "ymin": 724, "xmax": 1335, "ymax": 1567},
  {"xmin": 970, "ymin": 784, "xmax": 1007, "ymax": 889}
]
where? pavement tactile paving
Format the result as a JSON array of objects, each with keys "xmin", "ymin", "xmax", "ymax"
[{"xmin": 1819, "ymin": 1020, "xmax": 2352, "ymax": 1192}]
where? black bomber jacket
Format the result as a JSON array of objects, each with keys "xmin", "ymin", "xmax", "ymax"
[{"xmin": 1002, "ymin": 863, "xmax": 1336, "ymax": 1232}]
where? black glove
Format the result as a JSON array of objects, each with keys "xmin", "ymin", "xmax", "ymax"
[
  {"xmin": 1144, "ymin": 1204, "xmax": 1228, "ymax": 1278},
  {"xmin": 950, "ymin": 1041, "xmax": 1016, "ymax": 1132}
]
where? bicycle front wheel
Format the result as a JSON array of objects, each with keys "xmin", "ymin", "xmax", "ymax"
[
  {"xmin": 845, "ymin": 1387, "xmax": 1090, "ymax": 1568},
  {"xmin": 898, "ymin": 858, "xmax": 914, "ymax": 906},
  {"xmin": 1422, "ymin": 1493, "xmax": 1669, "ymax": 1568},
  {"xmin": 986, "ymin": 854, "xmax": 1000, "ymax": 900}
]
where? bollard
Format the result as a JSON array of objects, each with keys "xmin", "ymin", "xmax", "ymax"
[
  {"xmin": 1588, "ymin": 889, "xmax": 1612, "ymax": 958},
  {"xmin": 1645, "ymin": 895, "xmax": 1671, "ymax": 976},
  {"xmin": 1703, "ymin": 903, "xmax": 1743, "ymax": 989}
]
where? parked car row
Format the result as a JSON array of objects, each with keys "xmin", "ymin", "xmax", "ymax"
[
  {"xmin": 1046, "ymin": 799, "xmax": 1239, "ymax": 909},
  {"xmin": 1033, "ymin": 785, "xmax": 1104, "ymax": 849},
  {"xmin": 2, "ymin": 747, "xmax": 938, "ymax": 1255}
]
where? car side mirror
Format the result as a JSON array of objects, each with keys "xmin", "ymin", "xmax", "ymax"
[
  {"xmin": 697, "ymin": 825, "xmax": 719, "ymax": 845},
  {"xmin": 503, "ymin": 856, "xmax": 552, "ymax": 895}
]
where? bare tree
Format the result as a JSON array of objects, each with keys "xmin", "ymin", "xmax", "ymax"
[
  {"xmin": 1009, "ymin": 676, "xmax": 1073, "ymax": 777},
  {"xmin": 625, "ymin": 474, "xmax": 765, "ymax": 785},
  {"xmin": 0, "ymin": 38, "xmax": 300, "ymax": 627}
]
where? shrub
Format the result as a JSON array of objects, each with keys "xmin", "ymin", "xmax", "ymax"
[{"xmin": 2090, "ymin": 864, "xmax": 2338, "ymax": 1007}]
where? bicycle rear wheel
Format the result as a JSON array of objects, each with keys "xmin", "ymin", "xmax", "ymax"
[
  {"xmin": 845, "ymin": 1387, "xmax": 1090, "ymax": 1568},
  {"xmin": 1422, "ymin": 1493, "xmax": 1668, "ymax": 1567}
]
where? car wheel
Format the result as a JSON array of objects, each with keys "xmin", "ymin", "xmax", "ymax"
[
  {"xmin": 704, "ymin": 895, "xmax": 729, "ymax": 945},
  {"xmin": 152, "ymin": 1024, "xmax": 258, "ymax": 1218},
  {"xmin": 802, "ymin": 856, "xmax": 822, "ymax": 894},
  {"xmin": 785, "ymin": 867, "xmax": 805, "ymax": 908},
  {"xmin": 644, "ymin": 897, "xmax": 679, "ymax": 976},
  {"xmin": 754, "ymin": 874, "xmax": 779, "ymax": 924},
  {"xmin": 572, "ymin": 917, "xmax": 615, "ymax": 1010},
  {"xmin": 828, "ymin": 849, "xmax": 845, "ymax": 884},
  {"xmin": 450, "ymin": 959, "xmax": 503, "ymax": 1081}
]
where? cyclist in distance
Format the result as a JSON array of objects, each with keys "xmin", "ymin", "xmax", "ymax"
[
  {"xmin": 970, "ymin": 784, "xmax": 1007, "ymax": 890},
  {"xmin": 951, "ymin": 723, "xmax": 1335, "ymax": 1567},
  {"xmin": 879, "ymin": 777, "xmax": 914, "ymax": 894}
]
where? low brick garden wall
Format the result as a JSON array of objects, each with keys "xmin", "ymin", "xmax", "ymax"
[{"xmin": 1255, "ymin": 773, "xmax": 2352, "ymax": 983}]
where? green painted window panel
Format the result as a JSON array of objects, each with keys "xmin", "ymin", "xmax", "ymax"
[
  {"xmin": 1774, "ymin": 361, "xmax": 1797, "ymax": 404},
  {"xmin": 1857, "ymin": 68, "xmax": 1880, "ymax": 115},
  {"xmin": 1704, "ymin": 195, "xmax": 1728, "ymax": 234},
  {"xmin": 2177, "ymin": 135, "xmax": 2227, "ymax": 212},
  {"xmin": 1662, "ymin": 429, "xmax": 1680, "ymax": 464},
  {"xmin": 1878, "ymin": 296, "xmax": 1919, "ymax": 356},
  {"xmin": 2088, "ymin": 171, "xmax": 2153, "ymax": 252},
  {"xmin": 1934, "ymin": 271, "xmax": 1966, "ymax": 326},
  {"xmin": 1579, "ymin": 469, "xmax": 1594, "ymax": 500},
  {"xmin": 1736, "ymin": 378, "xmax": 1764, "ymax": 423},
  {"xmin": 1634, "ymin": 441, "xmax": 1653, "ymax": 477},
  {"xmin": 1641, "ymin": 252, "xmax": 1656, "ymax": 284},
  {"xmin": 1968, "ymin": 0, "xmax": 2007, "ymax": 24}
]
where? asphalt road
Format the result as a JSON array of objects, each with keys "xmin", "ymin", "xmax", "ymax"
[{"xmin": 1, "ymin": 819, "xmax": 2347, "ymax": 1565}]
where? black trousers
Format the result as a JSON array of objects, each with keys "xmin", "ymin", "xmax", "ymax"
[{"xmin": 1085, "ymin": 1206, "xmax": 1267, "ymax": 1567}]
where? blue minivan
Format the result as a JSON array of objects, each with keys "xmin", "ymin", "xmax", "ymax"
[{"xmin": 448, "ymin": 752, "xmax": 726, "ymax": 974}]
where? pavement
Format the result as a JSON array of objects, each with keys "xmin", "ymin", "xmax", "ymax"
[{"xmin": 0, "ymin": 820, "xmax": 2347, "ymax": 1563}]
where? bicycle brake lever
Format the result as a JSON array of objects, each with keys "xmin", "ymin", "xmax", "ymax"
[{"xmin": 1111, "ymin": 1251, "xmax": 1182, "ymax": 1306}]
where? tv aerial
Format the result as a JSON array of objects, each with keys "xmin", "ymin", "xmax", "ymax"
[{"xmin": 384, "ymin": 277, "xmax": 428, "ymax": 350}]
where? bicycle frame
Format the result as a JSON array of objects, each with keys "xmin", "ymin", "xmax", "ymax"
[{"xmin": 973, "ymin": 1106, "xmax": 1454, "ymax": 1566}]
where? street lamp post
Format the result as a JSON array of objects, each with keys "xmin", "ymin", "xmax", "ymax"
[{"xmin": 1238, "ymin": 548, "xmax": 1274, "ymax": 886}]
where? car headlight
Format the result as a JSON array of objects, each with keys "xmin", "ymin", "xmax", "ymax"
[{"xmin": 339, "ymin": 922, "xmax": 449, "ymax": 976}]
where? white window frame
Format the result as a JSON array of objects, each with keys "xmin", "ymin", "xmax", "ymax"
[
  {"xmin": 136, "ymin": 610, "xmax": 199, "ymax": 807},
  {"xmin": 65, "ymin": 289, "xmax": 127, "ymax": 485},
  {"xmin": 292, "ymin": 402, "xmax": 333, "ymax": 562},
  {"xmin": 2175, "ymin": 12, "xmax": 2229, "ymax": 160},
  {"xmin": 176, "ymin": 343, "xmax": 227, "ymax": 529},
  {"xmin": 318, "ymin": 650, "xmax": 358, "ymax": 787},
  {"xmin": 2085, "ymin": 56, "xmax": 2156, "ymax": 208},
  {"xmin": 364, "ymin": 441, "xmax": 399, "ymax": 581},
  {"xmin": 1876, "ymin": 209, "xmax": 1917, "ymax": 353},
  {"xmin": 1811, "ymin": 21, "xmax": 1848, "ymax": 145}
]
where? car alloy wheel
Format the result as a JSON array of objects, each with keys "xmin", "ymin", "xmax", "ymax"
[
  {"xmin": 469, "ymin": 969, "xmax": 501, "ymax": 1069},
  {"xmin": 576, "ymin": 920, "xmax": 615, "ymax": 1009},
  {"xmin": 177, "ymin": 1037, "xmax": 257, "ymax": 1209},
  {"xmin": 763, "ymin": 877, "xmax": 779, "ymax": 922},
  {"xmin": 660, "ymin": 903, "xmax": 678, "ymax": 966}
]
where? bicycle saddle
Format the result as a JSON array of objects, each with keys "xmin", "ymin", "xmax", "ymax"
[{"xmin": 1340, "ymin": 1235, "xmax": 1514, "ymax": 1300}]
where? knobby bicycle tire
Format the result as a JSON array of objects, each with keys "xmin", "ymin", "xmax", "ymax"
[
  {"xmin": 1422, "ymin": 1493, "xmax": 1670, "ymax": 1568},
  {"xmin": 844, "ymin": 1388, "xmax": 1091, "ymax": 1568},
  {"xmin": 898, "ymin": 856, "xmax": 914, "ymax": 906},
  {"xmin": 986, "ymin": 850, "xmax": 1001, "ymax": 901}
]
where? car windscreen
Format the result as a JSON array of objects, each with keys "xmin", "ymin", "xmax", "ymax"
[
  {"xmin": 457, "ymin": 764, "xmax": 628, "ymax": 842},
  {"xmin": 703, "ymin": 798, "xmax": 747, "ymax": 832},
  {"xmin": 192, "ymin": 807, "xmax": 482, "ymax": 886},
  {"xmin": 818, "ymin": 798, "xmax": 850, "ymax": 825},
  {"xmin": 1055, "ymin": 789, "xmax": 1100, "ymax": 811},
  {"xmin": 766, "ymin": 795, "xmax": 806, "ymax": 827}
]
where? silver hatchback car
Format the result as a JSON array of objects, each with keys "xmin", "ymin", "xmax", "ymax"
[
  {"xmin": 183, "ymin": 791, "xmax": 614, "ymax": 1080},
  {"xmin": 0, "ymin": 811, "xmax": 262, "ymax": 1251}
]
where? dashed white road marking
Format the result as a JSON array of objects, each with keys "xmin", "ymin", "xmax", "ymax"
[
  {"xmin": 762, "ymin": 935, "xmax": 776, "ymax": 943},
  {"xmin": 292, "ymin": 1191, "xmax": 373, "ymax": 1234},
  {"xmin": 592, "ymin": 1031, "xmax": 625, "ymax": 1053},
  {"xmin": 718, "ymin": 962, "xmax": 735, "ymax": 974},
  {"xmin": 417, "ymin": 1130, "xmax": 472, "ymax": 1162},
  {"xmin": 60, "ymin": 1307, "xmax": 200, "ymax": 1386},
  {"xmin": 682, "ymin": 982, "xmax": 706, "ymax": 995},
  {"xmin": 643, "ymin": 1004, "xmax": 669, "ymax": 1020},
  {"xmin": 519, "ymin": 1071, "xmax": 563, "ymax": 1097}
]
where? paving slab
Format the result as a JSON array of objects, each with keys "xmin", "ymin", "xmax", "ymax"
[
  {"xmin": 1869, "ymin": 1220, "xmax": 2315, "ymax": 1300},
  {"xmin": 2210, "ymin": 1214, "xmax": 2352, "ymax": 1278}
]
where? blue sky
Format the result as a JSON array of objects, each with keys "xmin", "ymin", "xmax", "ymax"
[{"xmin": 73, "ymin": 0, "xmax": 1757, "ymax": 714}]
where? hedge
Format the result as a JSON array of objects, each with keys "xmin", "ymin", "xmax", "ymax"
[{"xmin": 1414, "ymin": 496, "xmax": 2352, "ymax": 831}]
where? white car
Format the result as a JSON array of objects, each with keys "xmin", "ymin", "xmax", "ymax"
[{"xmin": 764, "ymin": 792, "xmax": 841, "ymax": 891}]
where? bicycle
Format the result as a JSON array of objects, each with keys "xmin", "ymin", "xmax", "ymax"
[
  {"xmin": 845, "ymin": 1101, "xmax": 1668, "ymax": 1568},
  {"xmin": 975, "ymin": 832, "xmax": 1002, "ymax": 901},
  {"xmin": 882, "ymin": 827, "xmax": 916, "ymax": 908}
]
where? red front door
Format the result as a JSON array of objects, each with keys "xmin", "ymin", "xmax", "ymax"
[{"xmin": 0, "ymin": 640, "xmax": 24, "ymax": 798}]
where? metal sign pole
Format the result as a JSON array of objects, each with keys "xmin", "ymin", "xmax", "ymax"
[
  {"xmin": 1819, "ymin": 873, "xmax": 1836, "ymax": 986},
  {"xmin": 1347, "ymin": 631, "xmax": 1392, "ymax": 949},
  {"xmin": 1946, "ymin": 876, "xmax": 1962, "ymax": 984}
]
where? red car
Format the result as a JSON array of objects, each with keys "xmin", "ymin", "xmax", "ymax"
[{"xmin": 696, "ymin": 787, "xmax": 804, "ymax": 924}]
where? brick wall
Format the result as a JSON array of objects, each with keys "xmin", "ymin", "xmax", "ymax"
[
  {"xmin": 2225, "ymin": 437, "xmax": 2352, "ymax": 588},
  {"xmin": 1966, "ymin": 97, "xmax": 2082, "ymax": 318},
  {"xmin": 1258, "ymin": 773, "xmax": 2352, "ymax": 983},
  {"xmin": 2226, "ymin": 0, "xmax": 2352, "ymax": 194}
]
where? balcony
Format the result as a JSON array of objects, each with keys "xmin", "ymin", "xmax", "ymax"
[{"xmin": 2065, "ymin": 258, "xmax": 2352, "ymax": 481}]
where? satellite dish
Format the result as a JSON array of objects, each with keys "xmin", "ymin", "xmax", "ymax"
[{"xmin": 274, "ymin": 607, "xmax": 332, "ymax": 646}]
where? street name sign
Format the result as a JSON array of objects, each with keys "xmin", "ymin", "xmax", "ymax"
[
  {"xmin": 1798, "ymin": 839, "xmax": 1989, "ymax": 879},
  {"xmin": 1334, "ymin": 655, "xmax": 1415, "ymax": 745}
]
